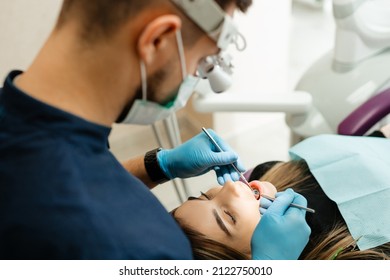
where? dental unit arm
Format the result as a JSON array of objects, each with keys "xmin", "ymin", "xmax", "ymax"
[
  {"xmin": 192, "ymin": 81, "xmax": 313, "ymax": 114},
  {"xmin": 332, "ymin": 0, "xmax": 390, "ymax": 72}
]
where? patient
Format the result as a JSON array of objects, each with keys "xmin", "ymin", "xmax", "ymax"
[{"xmin": 172, "ymin": 127, "xmax": 390, "ymax": 260}]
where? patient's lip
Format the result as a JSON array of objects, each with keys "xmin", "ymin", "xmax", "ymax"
[{"xmin": 249, "ymin": 181, "xmax": 262, "ymax": 200}]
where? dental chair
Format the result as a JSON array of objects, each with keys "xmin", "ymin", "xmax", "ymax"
[
  {"xmin": 240, "ymin": 85, "xmax": 390, "ymax": 181},
  {"xmin": 192, "ymin": 0, "xmax": 390, "ymax": 143},
  {"xmin": 240, "ymin": 86, "xmax": 390, "ymax": 181},
  {"xmin": 338, "ymin": 86, "xmax": 390, "ymax": 136}
]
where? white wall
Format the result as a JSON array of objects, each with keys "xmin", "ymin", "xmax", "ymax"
[
  {"xmin": 0, "ymin": 0, "xmax": 62, "ymax": 80},
  {"xmin": 213, "ymin": 0, "xmax": 292, "ymax": 138}
]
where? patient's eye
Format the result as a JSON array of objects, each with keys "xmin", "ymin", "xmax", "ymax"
[
  {"xmin": 187, "ymin": 192, "xmax": 211, "ymax": 201},
  {"xmin": 224, "ymin": 210, "xmax": 236, "ymax": 224}
]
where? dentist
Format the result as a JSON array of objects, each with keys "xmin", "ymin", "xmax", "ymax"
[{"xmin": 0, "ymin": 0, "xmax": 310, "ymax": 260}]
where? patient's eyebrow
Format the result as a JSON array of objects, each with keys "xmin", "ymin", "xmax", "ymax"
[
  {"xmin": 213, "ymin": 209, "xmax": 231, "ymax": 237},
  {"xmin": 187, "ymin": 197, "xmax": 231, "ymax": 237}
]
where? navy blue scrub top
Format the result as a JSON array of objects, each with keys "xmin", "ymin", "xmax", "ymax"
[{"xmin": 0, "ymin": 71, "xmax": 192, "ymax": 260}]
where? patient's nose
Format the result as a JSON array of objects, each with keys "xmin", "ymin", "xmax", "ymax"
[{"xmin": 222, "ymin": 181, "xmax": 243, "ymax": 197}]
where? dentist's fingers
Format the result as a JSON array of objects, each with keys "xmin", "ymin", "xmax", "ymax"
[
  {"xmin": 267, "ymin": 189, "xmax": 296, "ymax": 216},
  {"xmin": 260, "ymin": 197, "xmax": 272, "ymax": 209}
]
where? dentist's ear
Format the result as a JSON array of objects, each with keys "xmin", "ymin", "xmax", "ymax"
[{"xmin": 136, "ymin": 15, "xmax": 182, "ymax": 66}]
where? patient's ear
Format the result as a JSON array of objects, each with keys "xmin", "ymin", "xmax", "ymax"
[
  {"xmin": 169, "ymin": 207, "xmax": 179, "ymax": 217},
  {"xmin": 136, "ymin": 15, "xmax": 181, "ymax": 67}
]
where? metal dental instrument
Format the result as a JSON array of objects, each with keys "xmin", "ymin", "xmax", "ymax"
[
  {"xmin": 260, "ymin": 194, "xmax": 315, "ymax": 214},
  {"xmin": 201, "ymin": 127, "xmax": 316, "ymax": 214},
  {"xmin": 202, "ymin": 127, "xmax": 251, "ymax": 186}
]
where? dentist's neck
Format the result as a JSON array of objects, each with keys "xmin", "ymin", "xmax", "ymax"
[{"xmin": 15, "ymin": 24, "xmax": 140, "ymax": 127}]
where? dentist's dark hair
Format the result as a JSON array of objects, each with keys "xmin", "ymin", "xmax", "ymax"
[{"xmin": 56, "ymin": 0, "xmax": 252, "ymax": 43}]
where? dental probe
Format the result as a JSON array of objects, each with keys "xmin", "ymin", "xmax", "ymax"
[
  {"xmin": 260, "ymin": 193, "xmax": 315, "ymax": 213},
  {"xmin": 201, "ymin": 127, "xmax": 315, "ymax": 214}
]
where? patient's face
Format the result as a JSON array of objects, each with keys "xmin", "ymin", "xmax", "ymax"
[{"xmin": 174, "ymin": 180, "xmax": 277, "ymax": 257}]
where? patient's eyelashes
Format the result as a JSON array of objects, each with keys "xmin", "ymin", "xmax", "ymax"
[
  {"xmin": 224, "ymin": 210, "xmax": 236, "ymax": 224},
  {"xmin": 200, "ymin": 191, "xmax": 211, "ymax": 200},
  {"xmin": 187, "ymin": 192, "xmax": 211, "ymax": 201}
]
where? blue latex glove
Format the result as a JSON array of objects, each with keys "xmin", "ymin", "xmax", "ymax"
[
  {"xmin": 157, "ymin": 129, "xmax": 245, "ymax": 184},
  {"xmin": 251, "ymin": 189, "xmax": 311, "ymax": 260}
]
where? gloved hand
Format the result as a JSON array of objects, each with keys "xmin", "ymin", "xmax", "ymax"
[
  {"xmin": 251, "ymin": 189, "xmax": 311, "ymax": 260},
  {"xmin": 157, "ymin": 129, "xmax": 245, "ymax": 184}
]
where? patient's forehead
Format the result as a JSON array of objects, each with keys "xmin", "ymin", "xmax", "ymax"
[
  {"xmin": 175, "ymin": 199, "xmax": 210, "ymax": 220},
  {"xmin": 174, "ymin": 199, "xmax": 228, "ymax": 240}
]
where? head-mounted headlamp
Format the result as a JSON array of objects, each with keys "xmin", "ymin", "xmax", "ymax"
[{"xmin": 170, "ymin": 0, "xmax": 247, "ymax": 93}]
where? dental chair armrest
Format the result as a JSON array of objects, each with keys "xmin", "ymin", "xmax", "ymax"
[
  {"xmin": 192, "ymin": 91, "xmax": 312, "ymax": 114},
  {"xmin": 338, "ymin": 88, "xmax": 390, "ymax": 136}
]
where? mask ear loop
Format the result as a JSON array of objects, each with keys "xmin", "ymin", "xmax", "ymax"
[
  {"xmin": 175, "ymin": 30, "xmax": 187, "ymax": 80},
  {"xmin": 140, "ymin": 60, "xmax": 148, "ymax": 102}
]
